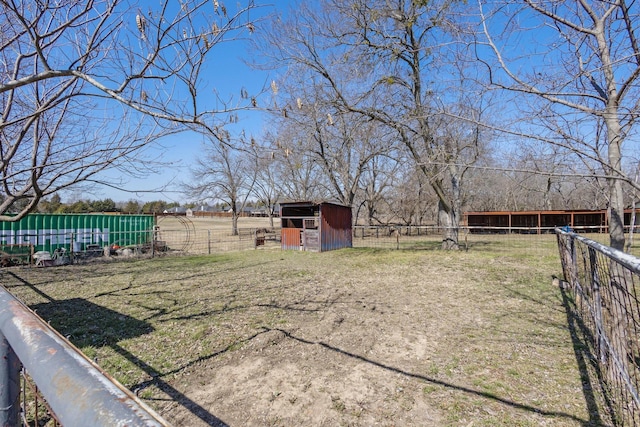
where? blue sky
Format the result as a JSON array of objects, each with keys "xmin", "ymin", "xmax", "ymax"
[
  {"xmin": 80, "ymin": 0, "xmax": 640, "ymax": 205},
  {"xmin": 94, "ymin": 59, "xmax": 269, "ymax": 204},
  {"xmin": 84, "ymin": 1, "xmax": 290, "ymax": 205}
]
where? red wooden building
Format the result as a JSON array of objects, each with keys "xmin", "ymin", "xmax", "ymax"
[
  {"xmin": 280, "ymin": 201, "xmax": 352, "ymax": 251},
  {"xmin": 463, "ymin": 209, "xmax": 637, "ymax": 233}
]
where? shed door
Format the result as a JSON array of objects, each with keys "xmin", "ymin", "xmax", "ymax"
[
  {"xmin": 281, "ymin": 228, "xmax": 302, "ymax": 250},
  {"xmin": 303, "ymin": 229, "xmax": 320, "ymax": 252}
]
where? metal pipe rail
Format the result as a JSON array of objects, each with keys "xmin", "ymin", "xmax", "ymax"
[
  {"xmin": 556, "ymin": 228, "xmax": 640, "ymax": 426},
  {"xmin": 0, "ymin": 285, "xmax": 169, "ymax": 426}
]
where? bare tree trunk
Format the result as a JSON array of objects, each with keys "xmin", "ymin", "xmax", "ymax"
[
  {"xmin": 606, "ymin": 115, "xmax": 625, "ymax": 251},
  {"xmin": 626, "ymin": 169, "xmax": 638, "ymax": 253},
  {"xmin": 440, "ymin": 172, "xmax": 461, "ymax": 250},
  {"xmin": 544, "ymin": 177, "xmax": 553, "ymax": 211},
  {"xmin": 231, "ymin": 200, "xmax": 239, "ymax": 236},
  {"xmin": 438, "ymin": 201, "xmax": 459, "ymax": 250}
]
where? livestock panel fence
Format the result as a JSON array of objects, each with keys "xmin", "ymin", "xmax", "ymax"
[
  {"xmin": 352, "ymin": 225, "xmax": 563, "ymax": 256},
  {"xmin": 557, "ymin": 228, "xmax": 640, "ymax": 426}
]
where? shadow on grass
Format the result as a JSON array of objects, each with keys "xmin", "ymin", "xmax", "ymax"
[
  {"xmin": 92, "ymin": 257, "xmax": 284, "ymax": 298},
  {"xmin": 559, "ymin": 285, "xmax": 614, "ymax": 426},
  {"xmin": 32, "ymin": 298, "xmax": 153, "ymax": 347},
  {"xmin": 264, "ymin": 326, "xmax": 596, "ymax": 426},
  {"xmin": 113, "ymin": 329, "xmax": 272, "ymax": 427},
  {"xmin": 6, "ymin": 271, "xmax": 231, "ymax": 427}
]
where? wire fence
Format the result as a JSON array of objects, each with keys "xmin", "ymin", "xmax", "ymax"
[
  {"xmin": 155, "ymin": 226, "xmax": 282, "ymax": 254},
  {"xmin": 157, "ymin": 224, "xmax": 567, "ymax": 256},
  {"xmin": 557, "ymin": 228, "xmax": 640, "ymax": 426},
  {"xmin": 16, "ymin": 222, "xmax": 636, "ymax": 263},
  {"xmin": 351, "ymin": 225, "xmax": 563, "ymax": 258},
  {"xmin": 154, "ymin": 225, "xmax": 566, "ymax": 257},
  {"xmin": 156, "ymin": 224, "xmax": 591, "ymax": 258},
  {"xmin": 21, "ymin": 369, "xmax": 61, "ymax": 426}
]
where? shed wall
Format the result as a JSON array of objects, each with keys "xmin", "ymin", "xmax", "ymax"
[{"xmin": 320, "ymin": 204, "xmax": 352, "ymax": 251}]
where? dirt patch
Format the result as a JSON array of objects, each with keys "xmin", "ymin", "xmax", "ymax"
[{"xmin": 4, "ymin": 246, "xmax": 598, "ymax": 426}]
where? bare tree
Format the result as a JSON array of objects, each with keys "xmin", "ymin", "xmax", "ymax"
[
  {"xmin": 188, "ymin": 137, "xmax": 257, "ymax": 235},
  {"xmin": 260, "ymin": 52, "xmax": 394, "ymax": 212},
  {"xmin": 355, "ymin": 152, "xmax": 400, "ymax": 225},
  {"xmin": 263, "ymin": 127, "xmax": 327, "ymax": 202},
  {"xmin": 276, "ymin": 96, "xmax": 390, "ymax": 208},
  {"xmin": 248, "ymin": 141, "xmax": 281, "ymax": 227},
  {"xmin": 510, "ymin": 144, "xmax": 581, "ymax": 210},
  {"xmin": 463, "ymin": 157, "xmax": 609, "ymax": 212},
  {"xmin": 384, "ymin": 162, "xmax": 437, "ymax": 226},
  {"xmin": 478, "ymin": 0, "xmax": 640, "ymax": 250},
  {"xmin": 256, "ymin": 0, "xmax": 490, "ymax": 249},
  {"xmin": 464, "ymin": 166, "xmax": 514, "ymax": 212},
  {"xmin": 0, "ymin": 0, "xmax": 260, "ymax": 220}
]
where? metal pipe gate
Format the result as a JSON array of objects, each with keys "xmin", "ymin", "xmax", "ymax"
[{"xmin": 0, "ymin": 285, "xmax": 169, "ymax": 426}]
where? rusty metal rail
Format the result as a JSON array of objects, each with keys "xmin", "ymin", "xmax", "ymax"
[
  {"xmin": 556, "ymin": 228, "xmax": 640, "ymax": 426},
  {"xmin": 0, "ymin": 285, "xmax": 170, "ymax": 426}
]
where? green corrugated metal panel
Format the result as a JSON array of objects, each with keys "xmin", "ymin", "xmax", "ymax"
[{"xmin": 0, "ymin": 214, "xmax": 155, "ymax": 253}]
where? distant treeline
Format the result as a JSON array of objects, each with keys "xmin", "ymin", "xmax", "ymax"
[
  {"xmin": 35, "ymin": 195, "xmax": 271, "ymax": 215},
  {"xmin": 36, "ymin": 195, "xmax": 181, "ymax": 214}
]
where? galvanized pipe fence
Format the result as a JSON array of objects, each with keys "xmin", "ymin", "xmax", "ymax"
[
  {"xmin": 556, "ymin": 228, "xmax": 640, "ymax": 426},
  {"xmin": 0, "ymin": 285, "xmax": 170, "ymax": 426}
]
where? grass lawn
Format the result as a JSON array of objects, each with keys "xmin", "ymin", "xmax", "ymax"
[{"xmin": 2, "ymin": 240, "xmax": 608, "ymax": 426}]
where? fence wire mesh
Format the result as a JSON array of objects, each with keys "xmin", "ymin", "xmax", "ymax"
[
  {"xmin": 153, "ymin": 223, "xmax": 566, "ymax": 257},
  {"xmin": 557, "ymin": 228, "xmax": 640, "ymax": 426},
  {"xmin": 21, "ymin": 369, "xmax": 61, "ymax": 426},
  {"xmin": 157, "ymin": 224, "xmax": 563, "ymax": 256},
  {"xmin": 155, "ymin": 226, "xmax": 282, "ymax": 254},
  {"xmin": 352, "ymin": 225, "xmax": 562, "ymax": 257}
]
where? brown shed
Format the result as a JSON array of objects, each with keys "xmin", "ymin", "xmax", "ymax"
[{"xmin": 280, "ymin": 201, "xmax": 352, "ymax": 252}]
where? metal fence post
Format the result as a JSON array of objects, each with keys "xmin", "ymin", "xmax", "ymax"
[
  {"xmin": 151, "ymin": 228, "xmax": 156, "ymax": 258},
  {"xmin": 0, "ymin": 331, "xmax": 20, "ymax": 426},
  {"xmin": 70, "ymin": 231, "xmax": 75, "ymax": 262},
  {"xmin": 589, "ymin": 247, "xmax": 606, "ymax": 363}
]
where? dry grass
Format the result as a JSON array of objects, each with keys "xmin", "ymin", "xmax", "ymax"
[{"xmin": 2, "ymin": 239, "xmax": 607, "ymax": 426}]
